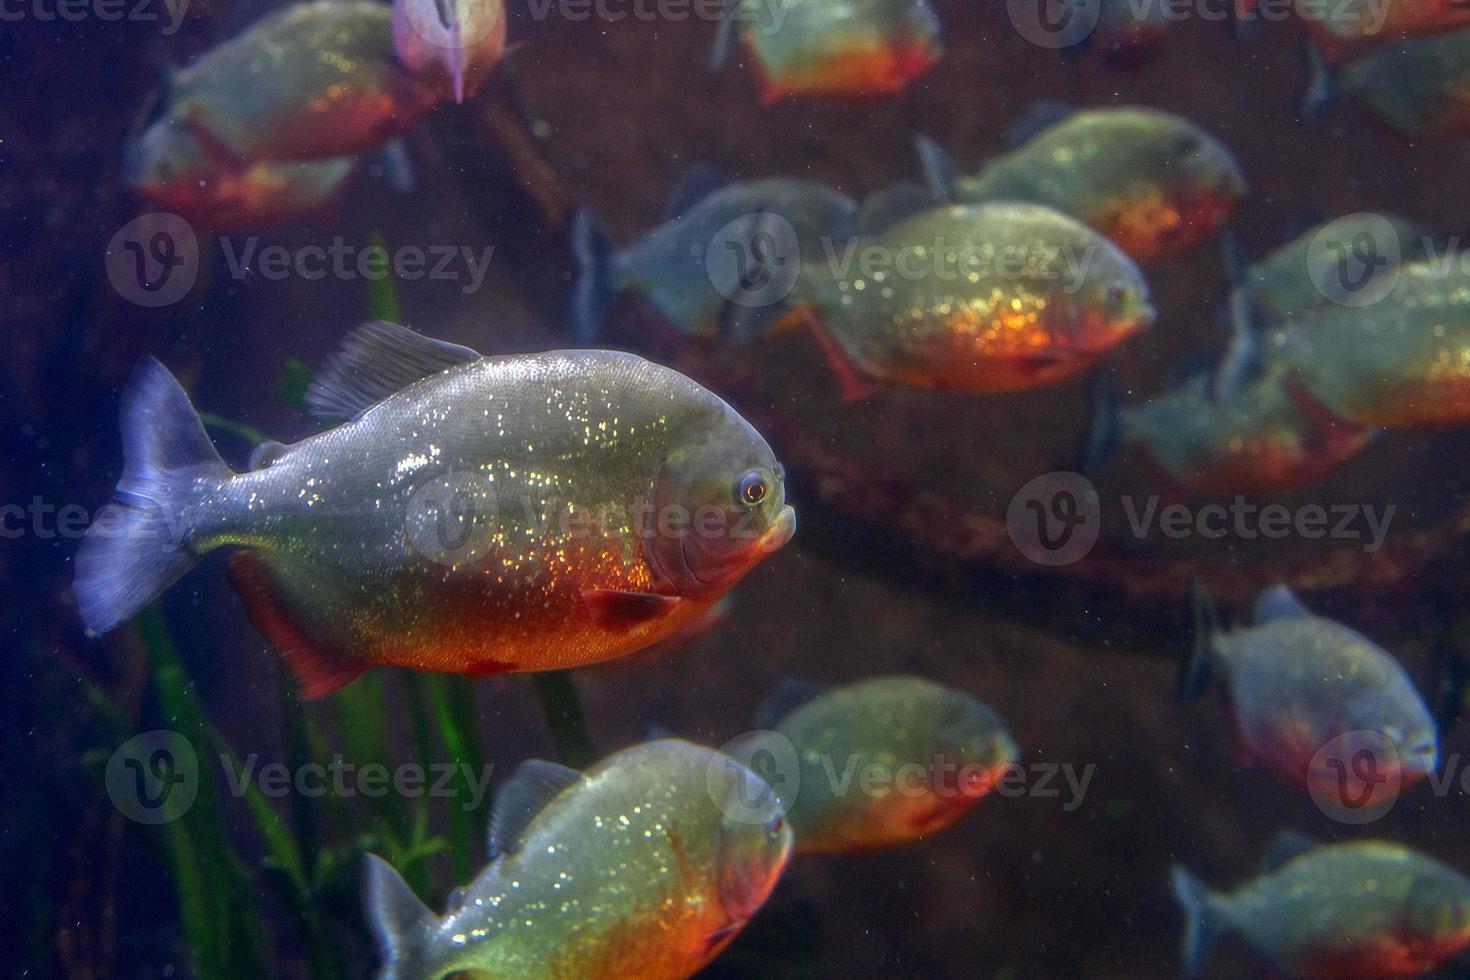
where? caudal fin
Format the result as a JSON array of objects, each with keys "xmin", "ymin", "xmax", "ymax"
[
  {"xmin": 569, "ymin": 208, "xmax": 619, "ymax": 343},
  {"xmin": 363, "ymin": 854, "xmax": 437, "ymax": 980},
  {"xmin": 74, "ymin": 358, "xmax": 230, "ymax": 635},
  {"xmin": 1169, "ymin": 865, "xmax": 1222, "ymax": 978}
]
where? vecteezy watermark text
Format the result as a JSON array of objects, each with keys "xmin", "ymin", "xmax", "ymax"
[
  {"xmin": 1006, "ymin": 472, "xmax": 1397, "ymax": 566},
  {"xmin": 106, "ymin": 732, "xmax": 495, "ymax": 823},
  {"xmin": 1, "ymin": 0, "xmax": 188, "ymax": 32},
  {"xmin": 106, "ymin": 213, "xmax": 496, "ymax": 307},
  {"xmin": 218, "ymin": 237, "xmax": 495, "ymax": 295}
]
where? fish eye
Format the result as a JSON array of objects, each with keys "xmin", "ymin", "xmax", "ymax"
[
  {"xmin": 765, "ymin": 813, "xmax": 784, "ymax": 839},
  {"xmin": 737, "ymin": 471, "xmax": 768, "ymax": 507},
  {"xmin": 1106, "ymin": 282, "xmax": 1131, "ymax": 307}
]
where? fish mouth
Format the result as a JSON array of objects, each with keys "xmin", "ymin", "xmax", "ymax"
[
  {"xmin": 757, "ymin": 506, "xmax": 797, "ymax": 556},
  {"xmin": 703, "ymin": 919, "xmax": 747, "ymax": 956}
]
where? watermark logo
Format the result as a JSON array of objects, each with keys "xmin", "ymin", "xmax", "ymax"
[
  {"xmin": 1308, "ymin": 730, "xmax": 1403, "ymax": 825},
  {"xmin": 105, "ymin": 213, "xmax": 198, "ymax": 308},
  {"xmin": 398, "ymin": 0, "xmax": 502, "ymax": 55},
  {"xmin": 1307, "ymin": 212, "xmax": 1402, "ymax": 308},
  {"xmin": 1007, "ymin": 472, "xmax": 1102, "ymax": 566},
  {"xmin": 106, "ymin": 730, "xmax": 199, "ymax": 825},
  {"xmin": 404, "ymin": 472, "xmax": 500, "ymax": 567},
  {"xmin": 705, "ymin": 212, "xmax": 802, "ymax": 309},
  {"xmin": 711, "ymin": 731, "xmax": 800, "ymax": 824},
  {"xmin": 1006, "ymin": 0, "xmax": 1101, "ymax": 49}
]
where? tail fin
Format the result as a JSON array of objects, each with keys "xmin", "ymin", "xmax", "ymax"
[
  {"xmin": 1170, "ymin": 865, "xmax": 1222, "ymax": 978},
  {"xmin": 1180, "ymin": 579, "xmax": 1220, "ymax": 701},
  {"xmin": 1078, "ymin": 372, "xmax": 1121, "ymax": 476},
  {"xmin": 363, "ymin": 854, "xmax": 437, "ymax": 980},
  {"xmin": 74, "ymin": 358, "xmax": 230, "ymax": 635},
  {"xmin": 914, "ymin": 136, "xmax": 959, "ymax": 203},
  {"xmin": 569, "ymin": 208, "xmax": 619, "ymax": 343}
]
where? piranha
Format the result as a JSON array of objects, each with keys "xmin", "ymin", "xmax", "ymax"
[
  {"xmin": 917, "ymin": 105, "xmax": 1246, "ymax": 264},
  {"xmin": 139, "ymin": 0, "xmax": 473, "ymax": 168},
  {"xmin": 571, "ymin": 170, "xmax": 859, "ymax": 343},
  {"xmin": 1308, "ymin": 26, "xmax": 1470, "ymax": 136},
  {"xmin": 1172, "ymin": 833, "xmax": 1470, "ymax": 978},
  {"xmin": 1087, "ymin": 302, "xmax": 1374, "ymax": 492},
  {"xmin": 125, "ymin": 117, "xmax": 359, "ymax": 230},
  {"xmin": 778, "ymin": 202, "xmax": 1155, "ymax": 397},
  {"xmin": 726, "ymin": 676, "xmax": 1017, "ymax": 853},
  {"xmin": 1274, "ymin": 259, "xmax": 1470, "ymax": 429},
  {"xmin": 1182, "ymin": 582, "xmax": 1437, "ymax": 803},
  {"xmin": 710, "ymin": 0, "xmax": 941, "ymax": 104},
  {"xmin": 1097, "ymin": 360, "xmax": 1372, "ymax": 493},
  {"xmin": 1232, "ymin": 213, "xmax": 1434, "ymax": 322},
  {"xmin": 393, "ymin": 0, "xmax": 508, "ymax": 104},
  {"xmin": 364, "ymin": 738, "xmax": 793, "ymax": 980},
  {"xmin": 73, "ymin": 321, "xmax": 795, "ymax": 698}
]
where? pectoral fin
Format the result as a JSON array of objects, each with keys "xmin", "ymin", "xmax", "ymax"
[{"xmin": 583, "ymin": 589, "xmax": 684, "ymax": 630}]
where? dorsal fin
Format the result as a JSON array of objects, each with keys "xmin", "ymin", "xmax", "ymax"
[
  {"xmin": 1253, "ymin": 585, "xmax": 1313, "ymax": 624},
  {"xmin": 662, "ymin": 163, "xmax": 731, "ymax": 222},
  {"xmin": 248, "ymin": 440, "xmax": 288, "ymax": 470},
  {"xmin": 914, "ymin": 135, "xmax": 960, "ymax": 202},
  {"xmin": 487, "ymin": 760, "xmax": 582, "ymax": 859},
  {"xmin": 1005, "ymin": 101, "xmax": 1077, "ymax": 147},
  {"xmin": 1258, "ymin": 830, "xmax": 1319, "ymax": 875},
  {"xmin": 753, "ymin": 677, "xmax": 827, "ymax": 730},
  {"xmin": 857, "ymin": 182, "xmax": 939, "ymax": 237},
  {"xmin": 305, "ymin": 321, "xmax": 482, "ymax": 423}
]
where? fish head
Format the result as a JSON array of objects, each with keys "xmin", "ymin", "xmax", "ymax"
[
  {"xmin": 1379, "ymin": 716, "xmax": 1440, "ymax": 783},
  {"xmin": 392, "ymin": 0, "xmax": 507, "ymax": 103},
  {"xmin": 1092, "ymin": 115, "xmax": 1245, "ymax": 261},
  {"xmin": 1404, "ymin": 869, "xmax": 1470, "ymax": 956},
  {"xmin": 709, "ymin": 757, "xmax": 794, "ymax": 926},
  {"xmin": 645, "ymin": 410, "xmax": 795, "ymax": 598},
  {"xmin": 1066, "ymin": 234, "xmax": 1157, "ymax": 357},
  {"xmin": 933, "ymin": 697, "xmax": 1019, "ymax": 799}
]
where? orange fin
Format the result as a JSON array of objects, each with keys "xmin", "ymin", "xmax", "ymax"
[
  {"xmin": 227, "ymin": 551, "xmax": 367, "ymax": 699},
  {"xmin": 583, "ymin": 589, "xmax": 683, "ymax": 630},
  {"xmin": 799, "ymin": 307, "xmax": 882, "ymax": 402}
]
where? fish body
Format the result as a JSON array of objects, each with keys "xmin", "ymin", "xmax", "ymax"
[
  {"xmin": 1183, "ymin": 584, "xmax": 1437, "ymax": 801},
  {"xmin": 1278, "ymin": 261, "xmax": 1470, "ymax": 428},
  {"xmin": 365, "ymin": 739, "xmax": 794, "ymax": 980},
  {"xmin": 1339, "ymin": 27, "xmax": 1470, "ymax": 136},
  {"xmin": 791, "ymin": 202, "xmax": 1154, "ymax": 394},
  {"xmin": 1172, "ymin": 839, "xmax": 1470, "ymax": 978},
  {"xmin": 1118, "ymin": 361, "xmax": 1371, "ymax": 492},
  {"xmin": 1240, "ymin": 214, "xmax": 1433, "ymax": 322},
  {"xmin": 153, "ymin": 0, "xmax": 441, "ymax": 164},
  {"xmin": 720, "ymin": 0, "xmax": 942, "ymax": 103},
  {"xmin": 925, "ymin": 108, "xmax": 1245, "ymax": 263},
  {"xmin": 735, "ymin": 676, "xmax": 1016, "ymax": 853},
  {"xmin": 126, "ymin": 118, "xmax": 358, "ymax": 230},
  {"xmin": 573, "ymin": 177, "xmax": 859, "ymax": 342},
  {"xmin": 74, "ymin": 323, "xmax": 795, "ymax": 698}
]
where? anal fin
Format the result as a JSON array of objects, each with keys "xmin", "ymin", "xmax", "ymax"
[{"xmin": 227, "ymin": 551, "xmax": 367, "ymax": 699}]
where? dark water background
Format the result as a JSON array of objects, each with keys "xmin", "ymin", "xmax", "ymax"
[{"xmin": 9, "ymin": 0, "xmax": 1470, "ymax": 976}]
